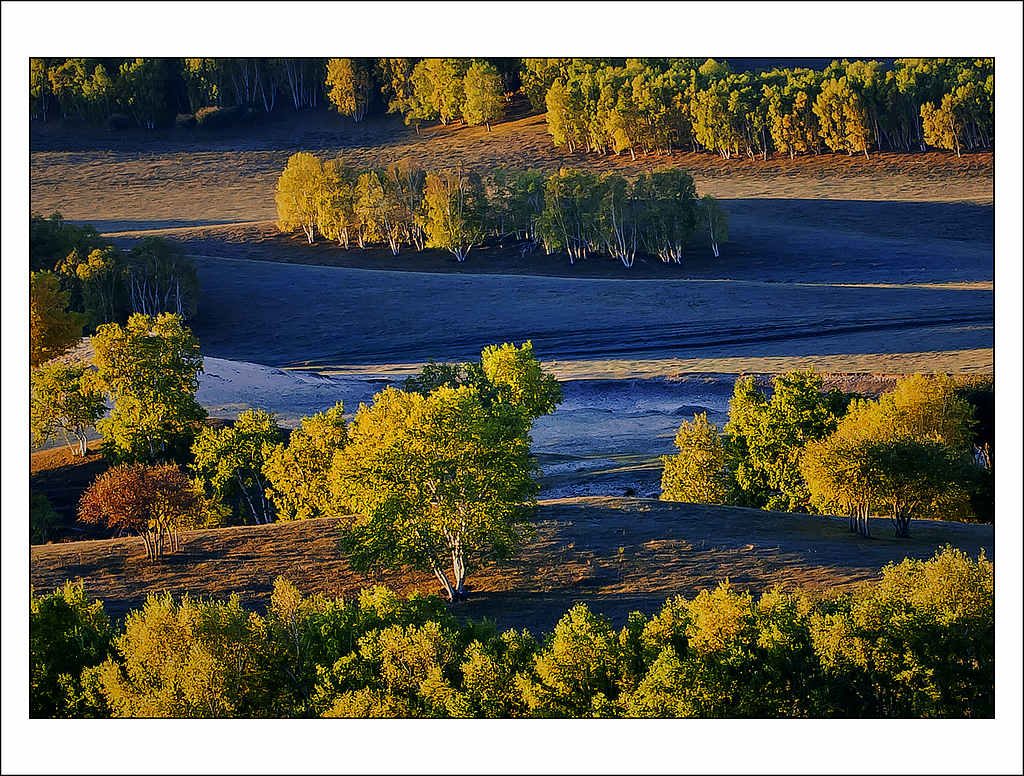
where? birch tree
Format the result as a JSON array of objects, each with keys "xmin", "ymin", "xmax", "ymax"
[
  {"xmin": 326, "ymin": 58, "xmax": 373, "ymax": 122},
  {"xmin": 314, "ymin": 159, "xmax": 358, "ymax": 248},
  {"xmin": 191, "ymin": 409, "xmax": 280, "ymax": 525},
  {"xmin": 700, "ymin": 195, "xmax": 728, "ymax": 258},
  {"xmin": 330, "ymin": 385, "xmax": 536, "ymax": 602},
  {"xmin": 263, "ymin": 402, "xmax": 347, "ymax": 521},
  {"xmin": 124, "ymin": 238, "xmax": 199, "ymax": 320},
  {"xmin": 421, "ymin": 166, "xmax": 487, "ymax": 262},
  {"xmin": 276, "ymin": 152, "xmax": 325, "ymax": 244},
  {"xmin": 661, "ymin": 412, "xmax": 733, "ymax": 504},
  {"xmin": 92, "ymin": 313, "xmax": 206, "ymax": 463},
  {"xmin": 537, "ymin": 168, "xmax": 599, "ymax": 263},
  {"xmin": 30, "ymin": 363, "xmax": 106, "ymax": 456},
  {"xmin": 637, "ymin": 168, "xmax": 698, "ymax": 264},
  {"xmin": 462, "ymin": 60, "xmax": 505, "ymax": 130},
  {"xmin": 813, "ymin": 77, "xmax": 872, "ymax": 157}
]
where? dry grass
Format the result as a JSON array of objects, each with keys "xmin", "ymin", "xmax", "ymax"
[
  {"xmin": 30, "ymin": 112, "xmax": 993, "ymax": 232},
  {"xmin": 30, "ymin": 496, "xmax": 993, "ymax": 633}
]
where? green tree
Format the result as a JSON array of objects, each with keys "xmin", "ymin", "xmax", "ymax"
[
  {"xmin": 30, "ymin": 581, "xmax": 113, "ymax": 718},
  {"xmin": 462, "ymin": 60, "xmax": 505, "ymax": 130},
  {"xmin": 30, "ymin": 212, "xmax": 104, "ymax": 273},
  {"xmin": 192, "ymin": 409, "xmax": 281, "ymax": 525},
  {"xmin": 410, "ymin": 58, "xmax": 467, "ymax": 127},
  {"xmin": 537, "ymin": 168, "xmax": 600, "ymax": 263},
  {"xmin": 117, "ymin": 58, "xmax": 176, "ymax": 129},
  {"xmin": 725, "ymin": 371, "xmax": 849, "ymax": 512},
  {"xmin": 92, "ymin": 313, "xmax": 206, "ymax": 462},
  {"xmin": 355, "ymin": 169, "xmax": 407, "ymax": 255},
  {"xmin": 921, "ymin": 90, "xmax": 974, "ymax": 157},
  {"xmin": 661, "ymin": 412, "xmax": 732, "ymax": 504},
  {"xmin": 330, "ymin": 384, "xmax": 537, "ymax": 601},
  {"xmin": 593, "ymin": 173, "xmax": 642, "ymax": 267},
  {"xmin": 421, "ymin": 166, "xmax": 488, "ymax": 262},
  {"xmin": 30, "ymin": 271, "xmax": 84, "ymax": 366},
  {"xmin": 480, "ymin": 340, "xmax": 563, "ymax": 421},
  {"xmin": 263, "ymin": 402, "xmax": 347, "ymax": 521},
  {"xmin": 314, "ymin": 158, "xmax": 358, "ymax": 248},
  {"xmin": 517, "ymin": 604, "xmax": 623, "ymax": 717},
  {"xmin": 700, "ymin": 195, "xmax": 728, "ymax": 258},
  {"xmin": 30, "ymin": 362, "xmax": 105, "ymax": 456},
  {"xmin": 30, "ymin": 57, "xmax": 53, "ymax": 122},
  {"xmin": 276, "ymin": 152, "xmax": 325, "ymax": 244},
  {"xmin": 326, "ymin": 58, "xmax": 373, "ymax": 122},
  {"xmin": 802, "ymin": 374, "xmax": 977, "ymax": 536}
]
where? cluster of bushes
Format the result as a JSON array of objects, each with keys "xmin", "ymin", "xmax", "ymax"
[
  {"xmin": 29, "ymin": 546, "xmax": 994, "ymax": 718},
  {"xmin": 661, "ymin": 372, "xmax": 994, "ymax": 535},
  {"xmin": 29, "ymin": 214, "xmax": 199, "ymax": 367},
  {"xmin": 538, "ymin": 58, "xmax": 993, "ymax": 159},
  {"xmin": 276, "ymin": 153, "xmax": 727, "ymax": 266}
]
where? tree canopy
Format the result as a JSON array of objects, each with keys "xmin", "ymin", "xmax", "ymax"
[{"xmin": 91, "ymin": 313, "xmax": 206, "ymax": 463}]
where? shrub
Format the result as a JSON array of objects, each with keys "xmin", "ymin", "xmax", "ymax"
[
  {"xmin": 78, "ymin": 463, "xmax": 205, "ymax": 557},
  {"xmin": 195, "ymin": 105, "xmax": 248, "ymax": 129},
  {"xmin": 30, "ymin": 581, "xmax": 113, "ymax": 717},
  {"xmin": 96, "ymin": 592, "xmax": 263, "ymax": 717},
  {"xmin": 29, "ymin": 547, "xmax": 994, "ymax": 719}
]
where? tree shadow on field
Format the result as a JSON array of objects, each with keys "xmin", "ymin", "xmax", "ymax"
[{"xmin": 713, "ymin": 198, "xmax": 993, "ymax": 285}]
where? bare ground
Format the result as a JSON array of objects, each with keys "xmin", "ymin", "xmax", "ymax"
[{"xmin": 29, "ymin": 496, "xmax": 994, "ymax": 633}]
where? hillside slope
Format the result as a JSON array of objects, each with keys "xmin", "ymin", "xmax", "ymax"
[{"xmin": 31, "ymin": 497, "xmax": 993, "ymax": 632}]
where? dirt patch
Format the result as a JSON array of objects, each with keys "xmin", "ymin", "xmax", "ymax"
[{"xmin": 29, "ymin": 496, "xmax": 994, "ymax": 633}]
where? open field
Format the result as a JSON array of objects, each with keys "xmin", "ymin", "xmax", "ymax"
[
  {"xmin": 29, "ymin": 496, "xmax": 994, "ymax": 633},
  {"xmin": 30, "ymin": 112, "xmax": 993, "ymax": 232}
]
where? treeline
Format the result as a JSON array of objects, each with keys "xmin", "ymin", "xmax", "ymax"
[
  {"xmin": 661, "ymin": 371, "xmax": 994, "ymax": 535},
  {"xmin": 32, "ymin": 58, "xmax": 993, "ymax": 158},
  {"xmin": 30, "ymin": 57, "xmax": 329, "ymax": 128},
  {"xmin": 30, "ymin": 546, "xmax": 994, "ymax": 718},
  {"xmin": 29, "ymin": 57, "xmax": 520, "ymax": 130},
  {"xmin": 276, "ymin": 153, "xmax": 727, "ymax": 266},
  {"xmin": 29, "ymin": 214, "xmax": 199, "ymax": 367},
  {"xmin": 538, "ymin": 57, "xmax": 994, "ymax": 159}
]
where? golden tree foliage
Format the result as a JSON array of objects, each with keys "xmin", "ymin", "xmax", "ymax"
[{"xmin": 660, "ymin": 412, "xmax": 732, "ymax": 504}]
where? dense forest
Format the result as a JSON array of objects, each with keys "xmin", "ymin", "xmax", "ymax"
[{"xmin": 31, "ymin": 57, "xmax": 993, "ymax": 157}]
